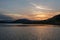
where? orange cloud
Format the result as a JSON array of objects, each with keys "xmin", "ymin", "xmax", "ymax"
[{"xmin": 4, "ymin": 11, "xmax": 58, "ymax": 20}]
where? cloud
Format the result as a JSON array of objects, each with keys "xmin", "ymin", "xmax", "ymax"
[
  {"xmin": 30, "ymin": 2, "xmax": 53, "ymax": 10},
  {"xmin": 4, "ymin": 14, "xmax": 23, "ymax": 19},
  {"xmin": 0, "ymin": 14, "xmax": 13, "ymax": 20},
  {"xmin": 4, "ymin": 14, "xmax": 34, "ymax": 20}
]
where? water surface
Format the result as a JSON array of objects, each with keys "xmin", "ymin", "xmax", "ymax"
[{"xmin": 0, "ymin": 24, "xmax": 60, "ymax": 40}]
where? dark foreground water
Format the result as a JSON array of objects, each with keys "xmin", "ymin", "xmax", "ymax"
[{"xmin": 0, "ymin": 24, "xmax": 60, "ymax": 40}]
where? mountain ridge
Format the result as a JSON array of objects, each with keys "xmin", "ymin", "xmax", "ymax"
[{"xmin": 0, "ymin": 14, "xmax": 60, "ymax": 25}]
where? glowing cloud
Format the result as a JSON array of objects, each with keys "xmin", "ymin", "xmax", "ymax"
[
  {"xmin": 4, "ymin": 14, "xmax": 23, "ymax": 19},
  {"xmin": 30, "ymin": 3, "xmax": 52, "ymax": 10},
  {"xmin": 36, "ymin": 15, "xmax": 47, "ymax": 17}
]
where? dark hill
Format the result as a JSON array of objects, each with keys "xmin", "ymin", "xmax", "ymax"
[
  {"xmin": 13, "ymin": 14, "xmax": 60, "ymax": 25},
  {"xmin": 2, "ymin": 14, "xmax": 60, "ymax": 25},
  {"xmin": 12, "ymin": 19, "xmax": 33, "ymax": 24},
  {"xmin": 45, "ymin": 14, "xmax": 60, "ymax": 25}
]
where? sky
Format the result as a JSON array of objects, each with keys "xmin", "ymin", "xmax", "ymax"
[{"xmin": 0, "ymin": 0, "xmax": 60, "ymax": 20}]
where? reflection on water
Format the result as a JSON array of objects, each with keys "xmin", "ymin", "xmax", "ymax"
[{"xmin": 0, "ymin": 24, "xmax": 60, "ymax": 40}]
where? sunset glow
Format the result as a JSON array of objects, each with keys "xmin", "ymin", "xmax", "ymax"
[
  {"xmin": 36, "ymin": 15, "xmax": 47, "ymax": 17},
  {"xmin": 0, "ymin": 0, "xmax": 60, "ymax": 40},
  {"xmin": 0, "ymin": 0, "xmax": 60, "ymax": 20},
  {"xmin": 4, "ymin": 13, "xmax": 53, "ymax": 20}
]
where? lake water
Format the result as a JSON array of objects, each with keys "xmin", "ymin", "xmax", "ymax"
[{"xmin": 0, "ymin": 24, "xmax": 60, "ymax": 40}]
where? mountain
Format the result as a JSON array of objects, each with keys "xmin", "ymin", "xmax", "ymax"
[
  {"xmin": 12, "ymin": 19, "xmax": 33, "ymax": 24},
  {"xmin": 12, "ymin": 19, "xmax": 46, "ymax": 24},
  {"xmin": 0, "ymin": 14, "xmax": 60, "ymax": 25},
  {"xmin": 0, "ymin": 20, "xmax": 14, "ymax": 23},
  {"xmin": 12, "ymin": 14, "xmax": 60, "ymax": 25},
  {"xmin": 45, "ymin": 14, "xmax": 60, "ymax": 25},
  {"xmin": 0, "ymin": 13, "xmax": 14, "ymax": 23}
]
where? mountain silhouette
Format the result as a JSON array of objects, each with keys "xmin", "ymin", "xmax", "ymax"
[
  {"xmin": 13, "ymin": 19, "xmax": 32, "ymax": 23},
  {"xmin": 0, "ymin": 13, "xmax": 13, "ymax": 23},
  {"xmin": 45, "ymin": 14, "xmax": 60, "ymax": 25},
  {"xmin": 0, "ymin": 14, "xmax": 13, "ymax": 20},
  {"xmin": 12, "ymin": 14, "xmax": 60, "ymax": 25},
  {"xmin": 0, "ymin": 14, "xmax": 60, "ymax": 25}
]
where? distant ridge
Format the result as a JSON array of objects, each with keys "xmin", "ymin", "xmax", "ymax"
[
  {"xmin": 12, "ymin": 14, "xmax": 60, "ymax": 25},
  {"xmin": 0, "ymin": 14, "xmax": 60, "ymax": 25},
  {"xmin": 45, "ymin": 14, "xmax": 60, "ymax": 25}
]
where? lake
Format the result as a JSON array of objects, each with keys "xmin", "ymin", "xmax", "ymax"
[{"xmin": 0, "ymin": 24, "xmax": 60, "ymax": 40}]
